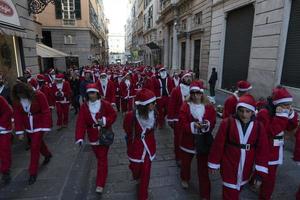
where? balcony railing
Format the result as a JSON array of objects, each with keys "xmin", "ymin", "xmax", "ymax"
[{"xmin": 161, "ymin": 0, "xmax": 171, "ymax": 11}]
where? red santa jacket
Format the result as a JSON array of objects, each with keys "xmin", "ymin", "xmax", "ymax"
[
  {"xmin": 28, "ymin": 77, "xmax": 38, "ymax": 91},
  {"xmin": 37, "ymin": 83, "xmax": 54, "ymax": 108},
  {"xmin": 95, "ymin": 79, "xmax": 116, "ymax": 105},
  {"xmin": 13, "ymin": 91, "xmax": 52, "ymax": 134},
  {"xmin": 167, "ymin": 85, "xmax": 186, "ymax": 122},
  {"xmin": 208, "ymin": 117, "xmax": 269, "ymax": 190},
  {"xmin": 123, "ymin": 111, "xmax": 156, "ymax": 162},
  {"xmin": 294, "ymin": 126, "xmax": 300, "ymax": 164},
  {"xmin": 52, "ymin": 81, "xmax": 72, "ymax": 104},
  {"xmin": 223, "ymin": 92, "xmax": 239, "ymax": 119},
  {"xmin": 179, "ymin": 102, "xmax": 216, "ymax": 154},
  {"xmin": 75, "ymin": 99, "xmax": 117, "ymax": 145},
  {"xmin": 119, "ymin": 80, "xmax": 136, "ymax": 100},
  {"xmin": 257, "ymin": 108, "xmax": 298, "ymax": 165},
  {"xmin": 0, "ymin": 96, "xmax": 13, "ymax": 134},
  {"xmin": 152, "ymin": 76, "xmax": 175, "ymax": 99}
]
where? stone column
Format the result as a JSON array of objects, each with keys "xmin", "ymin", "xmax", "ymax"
[
  {"xmin": 185, "ymin": 15, "xmax": 192, "ymax": 69},
  {"xmin": 163, "ymin": 25, "xmax": 169, "ymax": 67},
  {"xmin": 172, "ymin": 21, "xmax": 179, "ymax": 70}
]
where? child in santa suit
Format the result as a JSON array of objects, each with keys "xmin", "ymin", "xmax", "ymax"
[
  {"xmin": 52, "ymin": 74, "xmax": 72, "ymax": 130},
  {"xmin": 208, "ymin": 94, "xmax": 269, "ymax": 200},
  {"xmin": 257, "ymin": 86, "xmax": 298, "ymax": 200},
  {"xmin": 95, "ymin": 73, "xmax": 117, "ymax": 109},
  {"xmin": 0, "ymin": 96, "xmax": 13, "ymax": 185},
  {"xmin": 167, "ymin": 72, "xmax": 192, "ymax": 166},
  {"xmin": 123, "ymin": 88, "xmax": 157, "ymax": 200},
  {"xmin": 12, "ymin": 82, "xmax": 52, "ymax": 185},
  {"xmin": 75, "ymin": 83, "xmax": 117, "ymax": 194},
  {"xmin": 179, "ymin": 80, "xmax": 216, "ymax": 199},
  {"xmin": 223, "ymin": 80, "xmax": 252, "ymax": 119}
]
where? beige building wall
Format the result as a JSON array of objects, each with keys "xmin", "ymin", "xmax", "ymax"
[{"xmin": 208, "ymin": 0, "xmax": 300, "ymax": 107}]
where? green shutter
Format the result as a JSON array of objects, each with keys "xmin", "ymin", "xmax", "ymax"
[
  {"xmin": 55, "ymin": 0, "xmax": 62, "ymax": 19},
  {"xmin": 75, "ymin": 0, "xmax": 81, "ymax": 19}
]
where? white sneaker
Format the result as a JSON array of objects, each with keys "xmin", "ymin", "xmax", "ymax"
[
  {"xmin": 181, "ymin": 181, "xmax": 189, "ymax": 189},
  {"xmin": 95, "ymin": 186, "xmax": 103, "ymax": 194}
]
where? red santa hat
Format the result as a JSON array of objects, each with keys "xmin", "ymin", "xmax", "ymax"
[
  {"xmin": 190, "ymin": 80, "xmax": 205, "ymax": 93},
  {"xmin": 25, "ymin": 68, "xmax": 32, "ymax": 75},
  {"xmin": 272, "ymin": 87, "xmax": 293, "ymax": 105},
  {"xmin": 158, "ymin": 66, "xmax": 166, "ymax": 72},
  {"xmin": 135, "ymin": 88, "xmax": 156, "ymax": 106},
  {"xmin": 47, "ymin": 68, "xmax": 55, "ymax": 74},
  {"xmin": 236, "ymin": 94, "xmax": 256, "ymax": 112},
  {"xmin": 181, "ymin": 72, "xmax": 192, "ymax": 79},
  {"xmin": 237, "ymin": 80, "xmax": 252, "ymax": 92},
  {"xmin": 86, "ymin": 83, "xmax": 99, "ymax": 93},
  {"xmin": 37, "ymin": 74, "xmax": 45, "ymax": 82},
  {"xmin": 55, "ymin": 73, "xmax": 64, "ymax": 80}
]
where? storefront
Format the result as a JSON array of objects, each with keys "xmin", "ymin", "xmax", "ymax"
[{"xmin": 0, "ymin": 0, "xmax": 26, "ymax": 86}]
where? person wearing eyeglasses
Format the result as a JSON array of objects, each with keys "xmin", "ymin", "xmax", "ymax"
[
  {"xmin": 179, "ymin": 80, "xmax": 216, "ymax": 200},
  {"xmin": 208, "ymin": 94, "xmax": 269, "ymax": 200}
]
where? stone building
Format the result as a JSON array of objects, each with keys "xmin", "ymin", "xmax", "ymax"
[{"xmin": 207, "ymin": 0, "xmax": 300, "ymax": 107}]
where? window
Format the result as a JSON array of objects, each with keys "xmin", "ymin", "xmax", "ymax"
[
  {"xmin": 64, "ymin": 34, "xmax": 75, "ymax": 44},
  {"xmin": 181, "ymin": 19, "xmax": 187, "ymax": 31},
  {"xmin": 147, "ymin": 6, "xmax": 153, "ymax": 29},
  {"xmin": 194, "ymin": 12, "xmax": 202, "ymax": 25},
  {"xmin": 62, "ymin": 0, "xmax": 76, "ymax": 25}
]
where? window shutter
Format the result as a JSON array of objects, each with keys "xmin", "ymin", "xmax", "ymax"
[
  {"xmin": 75, "ymin": 0, "xmax": 81, "ymax": 19},
  {"xmin": 55, "ymin": 0, "xmax": 62, "ymax": 19}
]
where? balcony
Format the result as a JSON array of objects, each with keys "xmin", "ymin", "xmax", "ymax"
[{"xmin": 161, "ymin": 0, "xmax": 171, "ymax": 12}]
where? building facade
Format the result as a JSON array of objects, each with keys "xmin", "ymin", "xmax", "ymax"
[
  {"xmin": 0, "ymin": 0, "xmax": 44, "ymax": 86},
  {"xmin": 37, "ymin": 0, "xmax": 109, "ymax": 71},
  {"xmin": 207, "ymin": 0, "xmax": 300, "ymax": 107},
  {"xmin": 108, "ymin": 33, "xmax": 126, "ymax": 64}
]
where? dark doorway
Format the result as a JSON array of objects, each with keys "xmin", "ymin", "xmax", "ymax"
[
  {"xmin": 66, "ymin": 57, "xmax": 79, "ymax": 68},
  {"xmin": 222, "ymin": 4, "xmax": 254, "ymax": 90},
  {"xmin": 181, "ymin": 42, "xmax": 186, "ymax": 70},
  {"xmin": 193, "ymin": 39, "xmax": 201, "ymax": 79}
]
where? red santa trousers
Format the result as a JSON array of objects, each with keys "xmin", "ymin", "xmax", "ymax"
[
  {"xmin": 121, "ymin": 98, "xmax": 133, "ymax": 113},
  {"xmin": 180, "ymin": 151, "xmax": 211, "ymax": 199},
  {"xmin": 173, "ymin": 122, "xmax": 182, "ymax": 161},
  {"xmin": 223, "ymin": 186, "xmax": 240, "ymax": 200},
  {"xmin": 92, "ymin": 145, "xmax": 109, "ymax": 187},
  {"xmin": 129, "ymin": 154, "xmax": 152, "ymax": 200},
  {"xmin": 56, "ymin": 102, "xmax": 69, "ymax": 126},
  {"xmin": 0, "ymin": 134, "xmax": 12, "ymax": 174},
  {"xmin": 28, "ymin": 132, "xmax": 52, "ymax": 176},
  {"xmin": 156, "ymin": 96, "xmax": 169, "ymax": 128},
  {"xmin": 259, "ymin": 165, "xmax": 278, "ymax": 200}
]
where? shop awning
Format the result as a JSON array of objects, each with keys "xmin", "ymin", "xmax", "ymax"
[
  {"xmin": 36, "ymin": 43, "xmax": 70, "ymax": 58},
  {"xmin": 0, "ymin": 0, "xmax": 26, "ymax": 37}
]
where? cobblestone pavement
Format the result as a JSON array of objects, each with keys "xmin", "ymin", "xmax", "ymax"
[{"xmin": 0, "ymin": 91, "xmax": 299, "ymax": 200}]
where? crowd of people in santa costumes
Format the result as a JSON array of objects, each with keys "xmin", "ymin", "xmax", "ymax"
[{"xmin": 1, "ymin": 63, "xmax": 300, "ymax": 200}]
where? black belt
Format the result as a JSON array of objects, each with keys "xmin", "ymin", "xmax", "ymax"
[
  {"xmin": 87, "ymin": 123, "xmax": 101, "ymax": 129},
  {"xmin": 273, "ymin": 136, "xmax": 283, "ymax": 140},
  {"xmin": 227, "ymin": 141, "xmax": 256, "ymax": 151}
]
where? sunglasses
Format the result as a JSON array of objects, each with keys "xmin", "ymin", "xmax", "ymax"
[{"xmin": 190, "ymin": 91, "xmax": 203, "ymax": 95}]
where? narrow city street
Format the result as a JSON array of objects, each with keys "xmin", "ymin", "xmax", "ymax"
[{"xmin": 0, "ymin": 92, "xmax": 299, "ymax": 200}]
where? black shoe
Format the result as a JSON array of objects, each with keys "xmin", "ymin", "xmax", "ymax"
[
  {"xmin": 2, "ymin": 172, "xmax": 11, "ymax": 185},
  {"xmin": 43, "ymin": 155, "xmax": 52, "ymax": 165},
  {"xmin": 28, "ymin": 175, "xmax": 37, "ymax": 185}
]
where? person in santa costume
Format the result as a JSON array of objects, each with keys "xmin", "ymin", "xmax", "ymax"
[
  {"xmin": 256, "ymin": 86, "xmax": 298, "ymax": 200},
  {"xmin": 95, "ymin": 73, "xmax": 116, "ymax": 109},
  {"xmin": 123, "ymin": 88, "xmax": 157, "ymax": 200},
  {"xmin": 24, "ymin": 69, "xmax": 38, "ymax": 91},
  {"xmin": 79, "ymin": 70, "xmax": 94, "ymax": 102},
  {"xmin": 120, "ymin": 71, "xmax": 136, "ymax": 113},
  {"xmin": 44, "ymin": 68, "xmax": 56, "ymax": 86},
  {"xmin": 75, "ymin": 83, "xmax": 117, "ymax": 194},
  {"xmin": 152, "ymin": 67, "xmax": 175, "ymax": 129},
  {"xmin": 208, "ymin": 94, "xmax": 269, "ymax": 200},
  {"xmin": 178, "ymin": 80, "xmax": 216, "ymax": 199},
  {"xmin": 0, "ymin": 96, "xmax": 13, "ymax": 185},
  {"xmin": 167, "ymin": 72, "xmax": 193, "ymax": 166},
  {"xmin": 293, "ymin": 126, "xmax": 300, "ymax": 200},
  {"xmin": 172, "ymin": 71, "xmax": 180, "ymax": 87},
  {"xmin": 223, "ymin": 80, "xmax": 252, "ymax": 119},
  {"xmin": 12, "ymin": 82, "xmax": 52, "ymax": 185},
  {"xmin": 52, "ymin": 73, "xmax": 72, "ymax": 130},
  {"xmin": 36, "ymin": 74, "xmax": 54, "ymax": 110}
]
